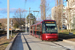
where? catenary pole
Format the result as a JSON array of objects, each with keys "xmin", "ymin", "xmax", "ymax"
[
  {"xmin": 7, "ymin": 0, "xmax": 9, "ymax": 39},
  {"xmin": 29, "ymin": 8, "xmax": 30, "ymax": 34}
]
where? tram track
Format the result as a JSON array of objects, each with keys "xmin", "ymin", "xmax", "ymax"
[
  {"xmin": 51, "ymin": 42, "xmax": 71, "ymax": 50},
  {"xmin": 40, "ymin": 40, "xmax": 71, "ymax": 50},
  {"xmin": 40, "ymin": 39, "xmax": 71, "ymax": 50}
]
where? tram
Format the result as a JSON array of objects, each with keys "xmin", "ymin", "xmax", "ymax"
[{"xmin": 30, "ymin": 20, "xmax": 58, "ymax": 41}]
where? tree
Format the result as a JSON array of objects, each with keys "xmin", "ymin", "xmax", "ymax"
[
  {"xmin": 13, "ymin": 8, "xmax": 26, "ymax": 28},
  {"xmin": 40, "ymin": 0, "xmax": 51, "ymax": 20},
  {"xmin": 13, "ymin": 22, "xmax": 19, "ymax": 29},
  {"xmin": 26, "ymin": 13, "xmax": 36, "ymax": 25},
  {"xmin": 40, "ymin": 0, "xmax": 46, "ymax": 20},
  {"xmin": 55, "ymin": 0, "xmax": 63, "ymax": 32},
  {"xmin": 0, "ymin": 23, "xmax": 6, "ymax": 29},
  {"xmin": 0, "ymin": 23, "xmax": 2, "ymax": 29}
]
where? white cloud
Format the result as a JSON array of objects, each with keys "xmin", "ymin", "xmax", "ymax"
[
  {"xmin": 10, "ymin": 8, "xmax": 17, "ymax": 13},
  {"xmin": 0, "ymin": 8, "xmax": 26, "ymax": 13}
]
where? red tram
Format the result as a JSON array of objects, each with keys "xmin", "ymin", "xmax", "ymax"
[{"xmin": 30, "ymin": 20, "xmax": 58, "ymax": 41}]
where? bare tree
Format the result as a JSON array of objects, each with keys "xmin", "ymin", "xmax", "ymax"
[
  {"xmin": 0, "ymin": 23, "xmax": 6, "ymax": 29},
  {"xmin": 41, "ymin": 0, "xmax": 46, "ymax": 20},
  {"xmin": 55, "ymin": 0, "xmax": 63, "ymax": 32},
  {"xmin": 40, "ymin": 0, "xmax": 51, "ymax": 20},
  {"xmin": 46, "ymin": 1, "xmax": 51, "ymax": 18},
  {"xmin": 13, "ymin": 8, "xmax": 26, "ymax": 28}
]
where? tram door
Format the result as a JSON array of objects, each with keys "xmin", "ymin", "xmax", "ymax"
[
  {"xmin": 37, "ymin": 25, "xmax": 41, "ymax": 38},
  {"xmin": 33, "ymin": 27, "xmax": 35, "ymax": 35}
]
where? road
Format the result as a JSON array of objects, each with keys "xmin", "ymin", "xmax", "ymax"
[{"xmin": 11, "ymin": 32, "xmax": 75, "ymax": 50}]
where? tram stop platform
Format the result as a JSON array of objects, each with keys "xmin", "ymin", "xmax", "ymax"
[{"xmin": 11, "ymin": 32, "xmax": 75, "ymax": 50}]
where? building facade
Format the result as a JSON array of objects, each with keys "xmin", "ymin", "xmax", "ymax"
[
  {"xmin": 66, "ymin": 0, "xmax": 75, "ymax": 29},
  {"xmin": 51, "ymin": 6, "xmax": 67, "ymax": 29}
]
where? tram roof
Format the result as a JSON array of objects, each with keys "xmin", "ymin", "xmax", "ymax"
[{"xmin": 31, "ymin": 20, "xmax": 56, "ymax": 27}]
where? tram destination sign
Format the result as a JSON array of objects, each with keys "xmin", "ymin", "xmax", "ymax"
[{"xmin": 45, "ymin": 21, "xmax": 55, "ymax": 23}]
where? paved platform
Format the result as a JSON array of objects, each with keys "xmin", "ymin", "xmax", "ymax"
[{"xmin": 11, "ymin": 32, "xmax": 75, "ymax": 50}]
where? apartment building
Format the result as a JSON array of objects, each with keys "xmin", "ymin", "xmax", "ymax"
[
  {"xmin": 51, "ymin": 6, "xmax": 67, "ymax": 29},
  {"xmin": 66, "ymin": 0, "xmax": 75, "ymax": 29}
]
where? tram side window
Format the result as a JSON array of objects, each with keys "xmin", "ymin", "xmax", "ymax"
[
  {"xmin": 33, "ymin": 26, "xmax": 35, "ymax": 34},
  {"xmin": 37, "ymin": 25, "xmax": 41, "ymax": 35},
  {"xmin": 31, "ymin": 27, "xmax": 32, "ymax": 33},
  {"xmin": 31, "ymin": 27, "xmax": 32, "ymax": 29},
  {"xmin": 42, "ymin": 24, "xmax": 45, "ymax": 33}
]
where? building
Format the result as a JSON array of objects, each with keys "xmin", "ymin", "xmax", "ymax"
[
  {"xmin": 66, "ymin": 0, "xmax": 75, "ymax": 29},
  {"xmin": 51, "ymin": 6, "xmax": 56, "ymax": 20},
  {"xmin": 61, "ymin": 7, "xmax": 67, "ymax": 29},
  {"xmin": 51, "ymin": 6, "xmax": 67, "ymax": 29}
]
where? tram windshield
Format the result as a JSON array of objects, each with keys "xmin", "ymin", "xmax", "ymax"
[{"xmin": 42, "ymin": 21, "xmax": 58, "ymax": 33}]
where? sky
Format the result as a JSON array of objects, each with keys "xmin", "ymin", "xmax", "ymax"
[{"xmin": 0, "ymin": 0, "xmax": 67, "ymax": 20}]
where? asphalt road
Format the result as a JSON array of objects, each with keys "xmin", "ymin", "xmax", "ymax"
[{"xmin": 11, "ymin": 32, "xmax": 75, "ymax": 50}]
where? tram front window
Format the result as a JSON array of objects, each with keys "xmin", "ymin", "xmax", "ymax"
[
  {"xmin": 42, "ymin": 23, "xmax": 58, "ymax": 33},
  {"xmin": 46, "ymin": 24, "xmax": 57, "ymax": 33}
]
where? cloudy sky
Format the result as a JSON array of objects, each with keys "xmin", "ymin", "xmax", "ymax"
[{"xmin": 0, "ymin": 0, "xmax": 66, "ymax": 20}]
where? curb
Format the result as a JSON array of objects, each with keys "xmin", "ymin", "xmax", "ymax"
[
  {"xmin": 5, "ymin": 33, "xmax": 19, "ymax": 50},
  {"xmin": 63, "ymin": 39, "xmax": 75, "ymax": 45}
]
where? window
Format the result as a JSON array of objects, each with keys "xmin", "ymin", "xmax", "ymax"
[
  {"xmin": 45, "ymin": 23, "xmax": 57, "ymax": 33},
  {"xmin": 33, "ymin": 26, "xmax": 35, "ymax": 34},
  {"xmin": 42, "ymin": 24, "xmax": 45, "ymax": 33},
  {"xmin": 42, "ymin": 21, "xmax": 58, "ymax": 33},
  {"xmin": 36, "ymin": 24, "xmax": 41, "ymax": 36},
  {"xmin": 37, "ymin": 25, "xmax": 41, "ymax": 31}
]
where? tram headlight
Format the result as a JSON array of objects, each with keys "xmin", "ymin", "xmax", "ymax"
[{"xmin": 46, "ymin": 36, "xmax": 47, "ymax": 38}]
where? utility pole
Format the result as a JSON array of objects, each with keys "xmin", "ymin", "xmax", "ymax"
[
  {"xmin": 29, "ymin": 8, "xmax": 30, "ymax": 34},
  {"xmin": 25, "ymin": 14, "xmax": 27, "ymax": 33},
  {"xmin": 24, "ymin": 0, "xmax": 27, "ymax": 33},
  {"xmin": 7, "ymin": 0, "xmax": 9, "ymax": 39}
]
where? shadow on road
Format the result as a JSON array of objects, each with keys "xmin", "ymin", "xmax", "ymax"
[{"xmin": 59, "ymin": 32, "xmax": 75, "ymax": 41}]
